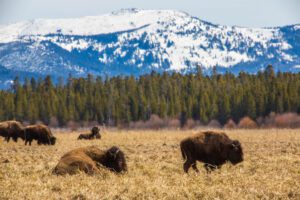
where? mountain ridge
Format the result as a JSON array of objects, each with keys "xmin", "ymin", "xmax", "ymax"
[{"xmin": 0, "ymin": 9, "xmax": 299, "ymax": 87}]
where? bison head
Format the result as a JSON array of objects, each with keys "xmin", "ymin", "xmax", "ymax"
[
  {"xmin": 12, "ymin": 129, "xmax": 26, "ymax": 142},
  {"xmin": 227, "ymin": 140, "xmax": 243, "ymax": 165},
  {"xmin": 20, "ymin": 129, "xmax": 26, "ymax": 140},
  {"xmin": 104, "ymin": 146, "xmax": 127, "ymax": 173},
  {"xmin": 91, "ymin": 127, "xmax": 100, "ymax": 135},
  {"xmin": 50, "ymin": 137, "xmax": 56, "ymax": 145}
]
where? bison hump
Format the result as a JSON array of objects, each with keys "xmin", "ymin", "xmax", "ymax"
[{"xmin": 54, "ymin": 154, "xmax": 99, "ymax": 175}]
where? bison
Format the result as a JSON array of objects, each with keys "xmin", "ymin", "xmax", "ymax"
[
  {"xmin": 24, "ymin": 124, "xmax": 56, "ymax": 145},
  {"xmin": 0, "ymin": 120, "xmax": 25, "ymax": 142},
  {"xmin": 77, "ymin": 126, "xmax": 101, "ymax": 140},
  {"xmin": 180, "ymin": 131, "xmax": 243, "ymax": 173},
  {"xmin": 52, "ymin": 146, "xmax": 127, "ymax": 175}
]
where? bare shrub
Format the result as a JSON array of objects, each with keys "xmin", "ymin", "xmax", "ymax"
[
  {"xmin": 184, "ymin": 119, "xmax": 195, "ymax": 129},
  {"xmin": 207, "ymin": 119, "xmax": 222, "ymax": 128},
  {"xmin": 67, "ymin": 120, "xmax": 80, "ymax": 131},
  {"xmin": 264, "ymin": 112, "xmax": 276, "ymax": 128},
  {"xmin": 144, "ymin": 114, "xmax": 164, "ymax": 129},
  {"xmin": 262, "ymin": 112, "xmax": 300, "ymax": 128},
  {"xmin": 238, "ymin": 116, "xmax": 257, "ymax": 129},
  {"xmin": 80, "ymin": 121, "xmax": 89, "ymax": 128},
  {"xmin": 129, "ymin": 120, "xmax": 143, "ymax": 129},
  {"xmin": 49, "ymin": 117, "xmax": 59, "ymax": 128},
  {"xmin": 88, "ymin": 121, "xmax": 99, "ymax": 127},
  {"xmin": 274, "ymin": 113, "xmax": 300, "ymax": 128},
  {"xmin": 256, "ymin": 116, "xmax": 265, "ymax": 127},
  {"xmin": 129, "ymin": 116, "xmax": 181, "ymax": 130},
  {"xmin": 128, "ymin": 115, "xmax": 158, "ymax": 130},
  {"xmin": 224, "ymin": 119, "xmax": 237, "ymax": 129},
  {"xmin": 165, "ymin": 118, "xmax": 180, "ymax": 129}
]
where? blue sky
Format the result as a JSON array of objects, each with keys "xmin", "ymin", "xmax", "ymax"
[{"xmin": 0, "ymin": 0, "xmax": 299, "ymax": 27}]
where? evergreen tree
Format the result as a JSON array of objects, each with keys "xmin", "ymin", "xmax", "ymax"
[{"xmin": 0, "ymin": 65, "xmax": 298, "ymax": 127}]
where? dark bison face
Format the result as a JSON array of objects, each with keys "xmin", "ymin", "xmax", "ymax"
[
  {"xmin": 12, "ymin": 129, "xmax": 26, "ymax": 142},
  {"xmin": 105, "ymin": 146, "xmax": 127, "ymax": 173},
  {"xmin": 92, "ymin": 127, "xmax": 100, "ymax": 135},
  {"xmin": 227, "ymin": 140, "xmax": 243, "ymax": 165},
  {"xmin": 50, "ymin": 137, "xmax": 56, "ymax": 145},
  {"xmin": 20, "ymin": 129, "xmax": 26, "ymax": 140}
]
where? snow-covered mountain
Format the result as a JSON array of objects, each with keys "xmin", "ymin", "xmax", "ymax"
[{"xmin": 0, "ymin": 8, "xmax": 299, "ymax": 87}]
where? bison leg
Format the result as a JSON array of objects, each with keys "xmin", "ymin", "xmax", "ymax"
[
  {"xmin": 183, "ymin": 159, "xmax": 194, "ymax": 173},
  {"xmin": 191, "ymin": 162, "xmax": 199, "ymax": 173},
  {"xmin": 6, "ymin": 136, "xmax": 10, "ymax": 143}
]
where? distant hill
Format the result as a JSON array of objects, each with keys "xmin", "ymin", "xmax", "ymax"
[{"xmin": 0, "ymin": 8, "xmax": 299, "ymax": 86}]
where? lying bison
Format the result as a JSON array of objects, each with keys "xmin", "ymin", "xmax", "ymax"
[
  {"xmin": 52, "ymin": 146, "xmax": 127, "ymax": 175},
  {"xmin": 78, "ymin": 126, "xmax": 101, "ymax": 140},
  {"xmin": 180, "ymin": 131, "xmax": 243, "ymax": 173},
  {"xmin": 0, "ymin": 120, "xmax": 25, "ymax": 142},
  {"xmin": 24, "ymin": 124, "xmax": 56, "ymax": 145}
]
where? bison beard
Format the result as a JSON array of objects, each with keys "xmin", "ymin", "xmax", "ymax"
[
  {"xmin": 52, "ymin": 146, "xmax": 127, "ymax": 175},
  {"xmin": 180, "ymin": 131, "xmax": 243, "ymax": 173}
]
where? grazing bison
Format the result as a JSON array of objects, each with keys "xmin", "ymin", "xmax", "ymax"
[
  {"xmin": 77, "ymin": 126, "xmax": 101, "ymax": 140},
  {"xmin": 0, "ymin": 120, "xmax": 25, "ymax": 142},
  {"xmin": 180, "ymin": 131, "xmax": 243, "ymax": 173},
  {"xmin": 52, "ymin": 146, "xmax": 127, "ymax": 175},
  {"xmin": 24, "ymin": 124, "xmax": 56, "ymax": 145}
]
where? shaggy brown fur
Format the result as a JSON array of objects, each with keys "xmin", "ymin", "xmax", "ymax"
[
  {"xmin": 77, "ymin": 126, "xmax": 101, "ymax": 140},
  {"xmin": 0, "ymin": 120, "xmax": 25, "ymax": 142},
  {"xmin": 24, "ymin": 124, "xmax": 56, "ymax": 145},
  {"xmin": 52, "ymin": 146, "xmax": 127, "ymax": 175},
  {"xmin": 180, "ymin": 131, "xmax": 243, "ymax": 173}
]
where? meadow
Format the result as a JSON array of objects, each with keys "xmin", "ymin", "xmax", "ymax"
[{"xmin": 0, "ymin": 129, "xmax": 299, "ymax": 200}]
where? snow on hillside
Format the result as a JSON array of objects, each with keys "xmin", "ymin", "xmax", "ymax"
[
  {"xmin": 0, "ymin": 9, "xmax": 187, "ymax": 42},
  {"xmin": 0, "ymin": 8, "xmax": 299, "ymax": 85}
]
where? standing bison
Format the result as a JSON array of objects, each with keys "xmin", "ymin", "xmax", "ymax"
[
  {"xmin": 0, "ymin": 120, "xmax": 25, "ymax": 142},
  {"xmin": 78, "ymin": 126, "xmax": 101, "ymax": 140},
  {"xmin": 24, "ymin": 124, "xmax": 56, "ymax": 145},
  {"xmin": 180, "ymin": 131, "xmax": 243, "ymax": 173},
  {"xmin": 52, "ymin": 146, "xmax": 127, "ymax": 175}
]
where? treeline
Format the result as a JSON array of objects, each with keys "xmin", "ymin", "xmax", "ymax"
[{"xmin": 0, "ymin": 65, "xmax": 299, "ymax": 127}]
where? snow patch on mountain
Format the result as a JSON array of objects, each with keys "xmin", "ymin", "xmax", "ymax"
[
  {"xmin": 0, "ymin": 9, "xmax": 187, "ymax": 43},
  {"xmin": 0, "ymin": 8, "xmax": 299, "ymax": 84}
]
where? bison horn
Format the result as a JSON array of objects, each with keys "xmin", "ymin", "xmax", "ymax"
[
  {"xmin": 109, "ymin": 148, "xmax": 120, "ymax": 159},
  {"xmin": 232, "ymin": 141, "xmax": 240, "ymax": 147},
  {"xmin": 231, "ymin": 143, "xmax": 238, "ymax": 148},
  {"xmin": 114, "ymin": 149, "xmax": 120, "ymax": 159}
]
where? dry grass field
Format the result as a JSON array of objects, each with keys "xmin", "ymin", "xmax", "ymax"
[{"xmin": 0, "ymin": 129, "xmax": 299, "ymax": 200}]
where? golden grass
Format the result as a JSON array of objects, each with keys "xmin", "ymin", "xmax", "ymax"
[{"xmin": 0, "ymin": 129, "xmax": 299, "ymax": 200}]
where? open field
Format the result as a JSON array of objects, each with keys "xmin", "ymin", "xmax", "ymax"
[{"xmin": 0, "ymin": 129, "xmax": 300, "ymax": 200}]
